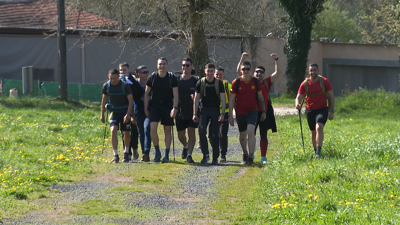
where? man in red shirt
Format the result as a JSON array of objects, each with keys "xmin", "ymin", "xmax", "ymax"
[
  {"xmin": 254, "ymin": 53, "xmax": 281, "ymax": 164},
  {"xmin": 295, "ymin": 63, "xmax": 335, "ymax": 157},
  {"xmin": 229, "ymin": 52, "xmax": 267, "ymax": 165}
]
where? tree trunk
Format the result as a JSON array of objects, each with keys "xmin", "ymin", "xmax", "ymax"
[
  {"xmin": 57, "ymin": 0, "xmax": 68, "ymax": 100},
  {"xmin": 280, "ymin": 0, "xmax": 326, "ymax": 95},
  {"xmin": 187, "ymin": 0, "xmax": 209, "ymax": 78}
]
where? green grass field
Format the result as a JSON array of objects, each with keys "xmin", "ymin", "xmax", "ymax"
[
  {"xmin": 0, "ymin": 89, "xmax": 399, "ymax": 224},
  {"xmin": 232, "ymin": 89, "xmax": 400, "ymax": 224}
]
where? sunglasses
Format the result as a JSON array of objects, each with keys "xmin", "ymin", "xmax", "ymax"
[
  {"xmin": 140, "ymin": 71, "xmax": 149, "ymax": 74},
  {"xmin": 255, "ymin": 70, "xmax": 264, "ymax": 74},
  {"xmin": 182, "ymin": 64, "xmax": 191, "ymax": 67},
  {"xmin": 241, "ymin": 68, "xmax": 251, "ymax": 71}
]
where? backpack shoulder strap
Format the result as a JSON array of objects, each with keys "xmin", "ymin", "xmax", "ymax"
[
  {"xmin": 262, "ymin": 79, "xmax": 269, "ymax": 93},
  {"xmin": 235, "ymin": 78, "xmax": 240, "ymax": 94},
  {"xmin": 215, "ymin": 78, "xmax": 220, "ymax": 99},
  {"xmin": 318, "ymin": 75, "xmax": 328, "ymax": 99},
  {"xmin": 200, "ymin": 77, "xmax": 206, "ymax": 97},
  {"xmin": 303, "ymin": 77, "xmax": 309, "ymax": 95}
]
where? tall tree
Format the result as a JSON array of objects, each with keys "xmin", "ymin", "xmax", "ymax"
[
  {"xmin": 279, "ymin": 0, "xmax": 326, "ymax": 95},
  {"xmin": 67, "ymin": 0, "xmax": 286, "ymax": 77}
]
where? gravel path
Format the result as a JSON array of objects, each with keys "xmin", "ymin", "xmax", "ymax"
[
  {"xmin": 4, "ymin": 108, "xmax": 295, "ymax": 224},
  {"xmin": 4, "ymin": 126, "xmax": 247, "ymax": 225}
]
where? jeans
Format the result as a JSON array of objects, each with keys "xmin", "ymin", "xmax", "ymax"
[
  {"xmin": 209, "ymin": 112, "xmax": 229, "ymax": 156},
  {"xmin": 135, "ymin": 109, "xmax": 151, "ymax": 154},
  {"xmin": 199, "ymin": 107, "xmax": 220, "ymax": 160}
]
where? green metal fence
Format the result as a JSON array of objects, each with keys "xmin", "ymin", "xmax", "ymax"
[{"xmin": 1, "ymin": 79, "xmax": 102, "ymax": 102}]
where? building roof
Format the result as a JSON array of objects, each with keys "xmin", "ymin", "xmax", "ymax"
[{"xmin": 0, "ymin": 0, "xmax": 118, "ymax": 30}]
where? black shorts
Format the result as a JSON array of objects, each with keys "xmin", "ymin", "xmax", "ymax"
[
  {"xmin": 236, "ymin": 110, "xmax": 258, "ymax": 132},
  {"xmin": 305, "ymin": 107, "xmax": 328, "ymax": 131},
  {"xmin": 256, "ymin": 111, "xmax": 269, "ymax": 135},
  {"xmin": 175, "ymin": 118, "xmax": 198, "ymax": 132},
  {"xmin": 109, "ymin": 111, "xmax": 131, "ymax": 131},
  {"xmin": 149, "ymin": 103, "xmax": 174, "ymax": 126}
]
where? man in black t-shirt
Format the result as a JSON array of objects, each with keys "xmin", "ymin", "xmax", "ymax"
[
  {"xmin": 101, "ymin": 69, "xmax": 134, "ymax": 163},
  {"xmin": 144, "ymin": 57, "xmax": 179, "ymax": 163},
  {"xmin": 176, "ymin": 58, "xmax": 198, "ymax": 163},
  {"xmin": 193, "ymin": 63, "xmax": 226, "ymax": 165}
]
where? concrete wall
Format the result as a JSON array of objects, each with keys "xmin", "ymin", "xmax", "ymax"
[
  {"xmin": 247, "ymin": 38, "xmax": 400, "ymax": 93},
  {"xmin": 1, "ymin": 33, "xmax": 399, "ymax": 94}
]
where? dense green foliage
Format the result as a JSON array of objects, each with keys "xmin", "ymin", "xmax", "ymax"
[
  {"xmin": 311, "ymin": 0, "xmax": 361, "ymax": 42},
  {"xmin": 279, "ymin": 0, "xmax": 326, "ymax": 95}
]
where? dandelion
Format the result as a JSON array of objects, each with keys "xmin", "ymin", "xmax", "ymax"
[
  {"xmin": 302, "ymin": 218, "xmax": 305, "ymax": 221},
  {"xmin": 309, "ymin": 194, "xmax": 313, "ymax": 198}
]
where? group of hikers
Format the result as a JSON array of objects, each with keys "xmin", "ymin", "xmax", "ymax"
[{"xmin": 100, "ymin": 52, "xmax": 335, "ymax": 165}]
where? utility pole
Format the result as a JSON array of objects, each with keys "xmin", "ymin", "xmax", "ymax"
[{"xmin": 57, "ymin": 0, "xmax": 68, "ymax": 100}]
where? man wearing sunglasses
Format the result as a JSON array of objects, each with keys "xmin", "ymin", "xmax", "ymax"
[
  {"xmin": 230, "ymin": 53, "xmax": 267, "ymax": 165},
  {"xmin": 254, "ymin": 53, "xmax": 281, "ymax": 164},
  {"xmin": 175, "ymin": 58, "xmax": 199, "ymax": 163},
  {"xmin": 134, "ymin": 65, "xmax": 152, "ymax": 162},
  {"xmin": 295, "ymin": 63, "xmax": 335, "ymax": 158}
]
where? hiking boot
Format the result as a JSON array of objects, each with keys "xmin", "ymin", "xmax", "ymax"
[
  {"xmin": 110, "ymin": 155, "xmax": 119, "ymax": 163},
  {"xmin": 141, "ymin": 154, "xmax": 150, "ymax": 162},
  {"xmin": 261, "ymin": 156, "xmax": 268, "ymax": 164},
  {"xmin": 315, "ymin": 148, "xmax": 321, "ymax": 158},
  {"xmin": 246, "ymin": 156, "xmax": 254, "ymax": 165},
  {"xmin": 162, "ymin": 156, "xmax": 170, "ymax": 163},
  {"xmin": 220, "ymin": 155, "xmax": 226, "ymax": 163},
  {"xmin": 212, "ymin": 159, "xmax": 218, "ymax": 165},
  {"xmin": 154, "ymin": 150, "xmax": 161, "ymax": 162},
  {"xmin": 201, "ymin": 155, "xmax": 210, "ymax": 164},
  {"xmin": 133, "ymin": 149, "xmax": 139, "ymax": 160},
  {"xmin": 242, "ymin": 153, "xmax": 248, "ymax": 164},
  {"xmin": 122, "ymin": 153, "xmax": 130, "ymax": 163},
  {"xmin": 181, "ymin": 147, "xmax": 188, "ymax": 159},
  {"xmin": 187, "ymin": 155, "xmax": 195, "ymax": 163}
]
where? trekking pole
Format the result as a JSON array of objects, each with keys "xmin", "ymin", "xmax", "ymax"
[
  {"xmin": 102, "ymin": 107, "xmax": 109, "ymax": 154},
  {"xmin": 172, "ymin": 125, "xmax": 175, "ymax": 161},
  {"xmin": 298, "ymin": 98, "xmax": 305, "ymax": 153}
]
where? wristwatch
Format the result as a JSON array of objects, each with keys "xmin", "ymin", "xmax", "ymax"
[{"xmin": 330, "ymin": 109, "xmax": 335, "ymax": 113}]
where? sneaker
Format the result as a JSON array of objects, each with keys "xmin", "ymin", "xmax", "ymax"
[
  {"xmin": 201, "ymin": 155, "xmax": 210, "ymax": 164},
  {"xmin": 187, "ymin": 155, "xmax": 195, "ymax": 163},
  {"xmin": 141, "ymin": 154, "xmax": 150, "ymax": 162},
  {"xmin": 181, "ymin": 147, "xmax": 188, "ymax": 159},
  {"xmin": 162, "ymin": 156, "xmax": 169, "ymax": 163},
  {"xmin": 133, "ymin": 149, "xmax": 139, "ymax": 160},
  {"xmin": 122, "ymin": 153, "xmax": 130, "ymax": 163},
  {"xmin": 154, "ymin": 150, "xmax": 161, "ymax": 162},
  {"xmin": 110, "ymin": 155, "xmax": 119, "ymax": 163},
  {"xmin": 242, "ymin": 153, "xmax": 248, "ymax": 164},
  {"xmin": 220, "ymin": 155, "xmax": 226, "ymax": 163},
  {"xmin": 212, "ymin": 159, "xmax": 218, "ymax": 165},
  {"xmin": 246, "ymin": 156, "xmax": 254, "ymax": 165},
  {"xmin": 261, "ymin": 156, "xmax": 267, "ymax": 164}
]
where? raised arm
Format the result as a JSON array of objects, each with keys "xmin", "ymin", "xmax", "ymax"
[
  {"xmin": 270, "ymin": 53, "xmax": 281, "ymax": 84},
  {"xmin": 236, "ymin": 52, "xmax": 249, "ymax": 76}
]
